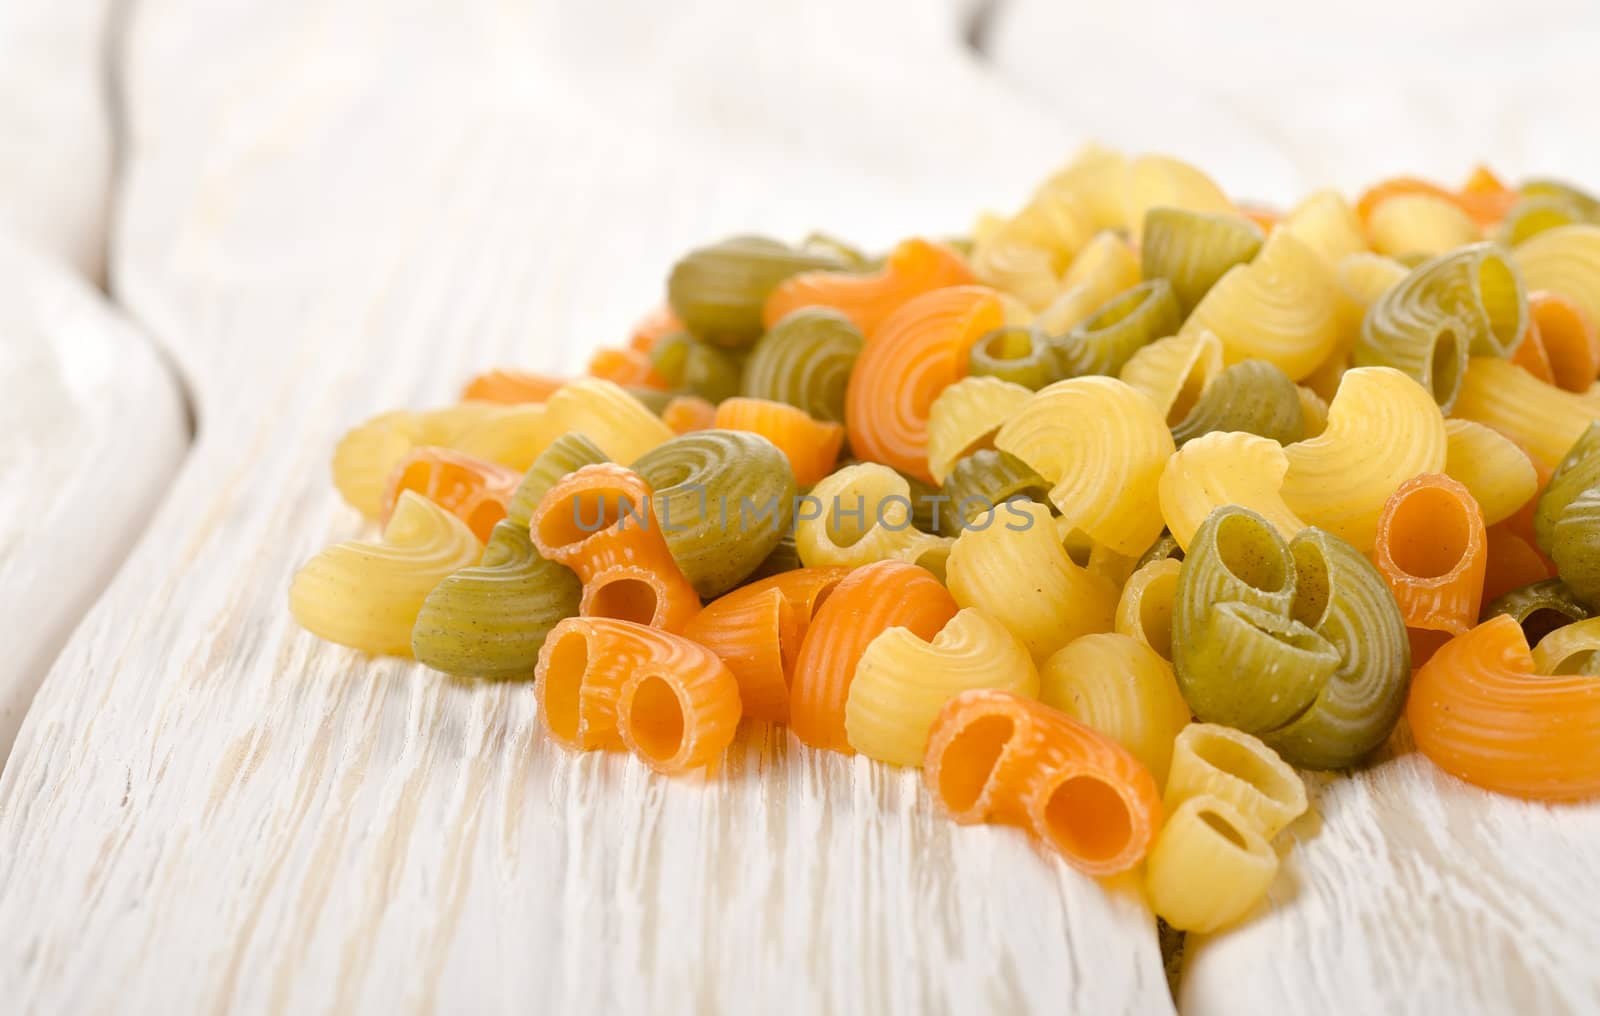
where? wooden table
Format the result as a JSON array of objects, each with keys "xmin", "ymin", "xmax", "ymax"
[{"xmin": 1, "ymin": 1, "xmax": 1596, "ymax": 1012}]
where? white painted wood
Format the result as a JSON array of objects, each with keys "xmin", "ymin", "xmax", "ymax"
[{"xmin": 0, "ymin": 2, "xmax": 1174, "ymax": 1012}]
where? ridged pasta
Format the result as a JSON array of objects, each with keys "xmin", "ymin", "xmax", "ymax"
[
  {"xmin": 741, "ymin": 307, "xmax": 864, "ymax": 423},
  {"xmin": 796, "ymin": 462, "xmax": 952, "ymax": 570},
  {"xmin": 1442, "ymin": 419, "xmax": 1537, "ymax": 527},
  {"xmin": 588, "ymin": 346, "xmax": 669, "ymax": 390},
  {"xmin": 1366, "ymin": 193, "xmax": 1482, "ymax": 257},
  {"xmin": 460, "ymin": 368, "xmax": 563, "ymax": 404},
  {"xmin": 1169, "ymin": 359, "xmax": 1304, "ymax": 447},
  {"xmin": 995, "ymin": 375, "xmax": 1174, "ymax": 555},
  {"xmin": 844, "ymin": 286, "xmax": 1006, "ymax": 482},
  {"xmin": 1528, "ymin": 290, "xmax": 1600, "ymax": 393},
  {"xmin": 1530, "ymin": 615, "xmax": 1600, "ymax": 674},
  {"xmin": 1179, "ymin": 229, "xmax": 1338, "ymax": 380},
  {"xmin": 1051, "ymin": 279, "xmax": 1181, "ymax": 377},
  {"xmin": 628, "ymin": 303, "xmax": 685, "ymax": 353},
  {"xmin": 1297, "ymin": 385, "xmax": 1330, "ymax": 436},
  {"xmin": 1164, "ymin": 723, "xmax": 1307, "ymax": 839},
  {"xmin": 925, "ymin": 376, "xmax": 1032, "ymax": 484},
  {"xmin": 789, "ymin": 560, "xmax": 958, "ymax": 753},
  {"xmin": 332, "ymin": 403, "xmax": 501, "ymax": 517},
  {"xmin": 668, "ymin": 236, "xmax": 843, "ymax": 347},
  {"xmin": 1035, "ymin": 231, "xmax": 1141, "ymax": 335},
  {"xmin": 1483, "ymin": 523, "xmax": 1558, "ymax": 605},
  {"xmin": 1282, "ymin": 190, "xmax": 1367, "ymax": 268},
  {"xmin": 662, "ymin": 395, "xmax": 717, "ymax": 434},
  {"xmin": 411, "ymin": 520, "xmax": 581, "ymax": 679},
  {"xmin": 1516, "ymin": 224, "xmax": 1600, "ymax": 336},
  {"xmin": 383, "ymin": 447, "xmax": 520, "ymax": 542},
  {"xmin": 1453, "ymin": 357, "xmax": 1599, "ymax": 470},
  {"xmin": 1483, "ymin": 579, "xmax": 1591, "ymax": 649},
  {"xmin": 966, "ymin": 325, "xmax": 1061, "ymax": 389},
  {"xmin": 1118, "ymin": 330, "xmax": 1226, "ymax": 424},
  {"xmin": 505, "ymin": 432, "xmax": 609, "ymax": 529},
  {"xmin": 289, "ymin": 491, "xmax": 483, "ymax": 656},
  {"xmin": 648, "ymin": 331, "xmax": 742, "ymax": 403},
  {"xmin": 1140, "ymin": 208, "xmax": 1263, "ymax": 315},
  {"xmin": 938, "ymin": 450, "xmax": 1053, "ymax": 534},
  {"xmin": 970, "ymin": 239, "xmax": 1060, "ymax": 310},
  {"xmin": 1157, "ymin": 431, "xmax": 1306, "ymax": 551},
  {"xmin": 1280, "ymin": 366, "xmax": 1448, "ymax": 551},
  {"xmin": 1145, "ymin": 794, "xmax": 1279, "ymax": 934},
  {"xmin": 945, "ymin": 500, "xmax": 1118, "ymax": 660},
  {"xmin": 1124, "ymin": 154, "xmax": 1237, "ymax": 238},
  {"xmin": 1408, "ymin": 614, "xmax": 1600, "ymax": 800},
  {"xmin": 631, "ymin": 430, "xmax": 797, "ymax": 597},
  {"xmin": 544, "ymin": 378, "xmax": 675, "ymax": 464},
  {"xmin": 846, "ymin": 608, "xmax": 1039, "ymax": 766},
  {"xmin": 1374, "ymin": 474, "xmax": 1488, "ymax": 644},
  {"xmin": 763, "ymin": 237, "xmax": 974, "ymax": 337},
  {"xmin": 452, "ymin": 404, "xmax": 557, "ymax": 472},
  {"xmin": 1039, "ymin": 633, "xmax": 1191, "ymax": 787},
  {"xmin": 1115, "ymin": 557, "xmax": 1183, "ymax": 660},
  {"xmin": 712, "ymin": 397, "xmax": 845, "ymax": 487}
]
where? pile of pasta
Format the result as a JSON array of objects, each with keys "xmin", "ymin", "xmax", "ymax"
[{"xmin": 291, "ymin": 147, "xmax": 1600, "ymax": 934}]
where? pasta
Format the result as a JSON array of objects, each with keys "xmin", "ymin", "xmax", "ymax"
[
  {"xmin": 995, "ymin": 375, "xmax": 1174, "ymax": 555},
  {"xmin": 1051, "ymin": 279, "xmax": 1181, "ymax": 378},
  {"xmin": 1482, "ymin": 579, "xmax": 1592, "ymax": 648},
  {"xmin": 1536, "ymin": 422, "xmax": 1600, "ymax": 556},
  {"xmin": 505, "ymin": 432, "xmax": 609, "ymax": 529},
  {"xmin": 966, "ymin": 325, "xmax": 1062, "ymax": 389},
  {"xmin": 1282, "ymin": 190, "xmax": 1366, "ymax": 268},
  {"xmin": 452, "ymin": 404, "xmax": 557, "ymax": 472},
  {"xmin": 1039, "ymin": 633, "xmax": 1191, "ymax": 787},
  {"xmin": 1408, "ymin": 614, "xmax": 1600, "ymax": 800},
  {"xmin": 662, "ymin": 395, "xmax": 717, "ymax": 434},
  {"xmin": 289, "ymin": 491, "xmax": 482, "ymax": 656},
  {"xmin": 1373, "ymin": 474, "xmax": 1488, "ymax": 646},
  {"xmin": 1530, "ymin": 615, "xmax": 1600, "ymax": 674},
  {"xmin": 1035, "ymin": 231, "xmax": 1141, "ymax": 335},
  {"xmin": 712, "ymin": 397, "xmax": 845, "ymax": 487},
  {"xmin": 461, "ymin": 368, "xmax": 563, "ymax": 404},
  {"xmin": 647, "ymin": 331, "xmax": 743, "ymax": 404},
  {"xmin": 1163, "ymin": 723, "xmax": 1307, "ymax": 839},
  {"xmin": 844, "ymin": 285, "xmax": 1007, "ymax": 482},
  {"xmin": 1145, "ymin": 793, "xmax": 1279, "ymax": 934},
  {"xmin": 1279, "ymin": 366, "xmax": 1448, "ymax": 551},
  {"xmin": 632, "ymin": 430, "xmax": 797, "ymax": 597},
  {"xmin": 970, "ymin": 238, "xmax": 1060, "ymax": 310},
  {"xmin": 544, "ymin": 378, "xmax": 675, "ymax": 464},
  {"xmin": 939, "ymin": 449, "xmax": 1053, "ymax": 534},
  {"xmin": 383, "ymin": 446, "xmax": 521, "ymax": 542},
  {"xmin": 1483, "ymin": 523, "xmax": 1557, "ymax": 605},
  {"xmin": 741, "ymin": 307, "xmax": 864, "ymax": 422},
  {"xmin": 1118, "ymin": 329, "xmax": 1226, "ymax": 424},
  {"xmin": 846, "ymin": 608, "xmax": 1039, "ymax": 766},
  {"xmin": 1124, "ymin": 154, "xmax": 1237, "ymax": 237},
  {"xmin": 1366, "ymin": 193, "xmax": 1481, "ymax": 257},
  {"xmin": 1140, "ymin": 207, "xmax": 1263, "ymax": 314},
  {"xmin": 763, "ymin": 237, "xmax": 974, "ymax": 337},
  {"xmin": 331, "ymin": 403, "xmax": 501, "ymax": 517},
  {"xmin": 1516, "ymin": 224, "xmax": 1600, "ymax": 336},
  {"xmin": 1527, "ymin": 290, "xmax": 1600, "ymax": 394},
  {"xmin": 668, "ymin": 235, "xmax": 843, "ymax": 346},
  {"xmin": 925, "ymin": 376, "xmax": 1033, "ymax": 484},
  {"xmin": 628, "ymin": 303, "xmax": 685, "ymax": 353},
  {"xmin": 588, "ymin": 346, "xmax": 668, "ymax": 390},
  {"xmin": 1443, "ymin": 419, "xmax": 1539, "ymax": 526},
  {"xmin": 1157, "ymin": 431, "xmax": 1306, "ymax": 551},
  {"xmin": 789, "ymin": 560, "xmax": 959, "ymax": 753},
  {"xmin": 945, "ymin": 499, "xmax": 1118, "ymax": 660},
  {"xmin": 1168, "ymin": 358, "xmax": 1304, "ymax": 447},
  {"xmin": 1115, "ymin": 557, "xmax": 1183, "ymax": 659},
  {"xmin": 1453, "ymin": 357, "xmax": 1599, "ymax": 470},
  {"xmin": 1179, "ymin": 229, "xmax": 1339, "ymax": 380},
  {"xmin": 411, "ymin": 519, "xmax": 582, "ymax": 679},
  {"xmin": 796, "ymin": 462, "xmax": 952, "ymax": 569}
]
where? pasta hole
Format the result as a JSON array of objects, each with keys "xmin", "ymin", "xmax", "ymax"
[
  {"xmin": 1042, "ymin": 776, "xmax": 1132, "ymax": 863},
  {"xmin": 1386, "ymin": 486, "xmax": 1471, "ymax": 579},
  {"xmin": 540, "ymin": 629, "xmax": 589, "ymax": 742},
  {"xmin": 1428, "ymin": 328, "xmax": 1464, "ymax": 406},
  {"xmin": 1214, "ymin": 513, "xmax": 1289, "ymax": 593},
  {"xmin": 1190, "ymin": 730, "xmax": 1299, "ymax": 808},
  {"xmin": 1137, "ymin": 573, "xmax": 1178, "ymax": 659},
  {"xmin": 1289, "ymin": 541, "xmax": 1331, "ymax": 630},
  {"xmin": 1476, "ymin": 256, "xmax": 1523, "ymax": 348},
  {"xmin": 1523, "ymin": 608, "xmax": 1577, "ymax": 648},
  {"xmin": 1198, "ymin": 808, "xmax": 1249, "ymax": 851},
  {"xmin": 628, "ymin": 674, "xmax": 686, "ymax": 763},
  {"xmin": 1167, "ymin": 360, "xmax": 1210, "ymax": 425},
  {"xmin": 467, "ymin": 500, "xmax": 506, "ymax": 539},
  {"xmin": 979, "ymin": 326, "xmax": 1036, "ymax": 362},
  {"xmin": 538, "ymin": 486, "xmax": 638, "ymax": 549},
  {"xmin": 589, "ymin": 577, "xmax": 661, "ymax": 626},
  {"xmin": 937, "ymin": 714, "xmax": 1015, "ymax": 814}
]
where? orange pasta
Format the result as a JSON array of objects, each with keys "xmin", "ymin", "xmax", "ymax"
[
  {"xmin": 843, "ymin": 286, "xmax": 1006, "ymax": 483},
  {"xmin": 683, "ymin": 586, "xmax": 802, "ymax": 723},
  {"xmin": 661, "ymin": 395, "xmax": 718, "ymax": 434},
  {"xmin": 587, "ymin": 347, "xmax": 669, "ymax": 389},
  {"xmin": 1529, "ymin": 291, "xmax": 1600, "ymax": 393},
  {"xmin": 1373, "ymin": 474, "xmax": 1487, "ymax": 661},
  {"xmin": 789, "ymin": 560, "xmax": 958, "ymax": 753},
  {"xmin": 763, "ymin": 237, "xmax": 974, "ymax": 337},
  {"xmin": 383, "ymin": 446, "xmax": 520, "ymax": 542},
  {"xmin": 1482, "ymin": 523, "xmax": 1558, "ymax": 604},
  {"xmin": 460, "ymin": 368, "xmax": 564, "ymax": 404},
  {"xmin": 629, "ymin": 303, "xmax": 685, "ymax": 353},
  {"xmin": 1356, "ymin": 174, "xmax": 1511, "ymax": 229},
  {"xmin": 537, "ymin": 617, "xmax": 742, "ymax": 773},
  {"xmin": 1237, "ymin": 202, "xmax": 1282, "ymax": 234},
  {"xmin": 713, "ymin": 397, "xmax": 846, "ymax": 486},
  {"xmin": 755, "ymin": 566, "xmax": 851, "ymax": 630},
  {"xmin": 1408, "ymin": 614, "xmax": 1600, "ymax": 800},
  {"xmin": 923, "ymin": 689, "xmax": 1162, "ymax": 877},
  {"xmin": 1454, "ymin": 165, "xmax": 1519, "ymax": 226},
  {"xmin": 1510, "ymin": 320, "xmax": 1555, "ymax": 384},
  {"xmin": 529, "ymin": 463, "xmax": 700, "ymax": 631}
]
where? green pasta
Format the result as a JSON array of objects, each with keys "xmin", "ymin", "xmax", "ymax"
[
  {"xmin": 1169, "ymin": 359, "xmax": 1304, "ymax": 447},
  {"xmin": 666, "ymin": 236, "xmax": 844, "ymax": 347},
  {"xmin": 1551, "ymin": 490, "xmax": 1600, "ymax": 609},
  {"xmin": 939, "ymin": 449, "xmax": 1053, "ymax": 535},
  {"xmin": 1535, "ymin": 422, "xmax": 1600, "ymax": 553},
  {"xmin": 1140, "ymin": 207, "xmax": 1264, "ymax": 315},
  {"xmin": 967, "ymin": 326, "xmax": 1062, "ymax": 389},
  {"xmin": 632, "ymin": 429, "xmax": 797, "ymax": 597},
  {"xmin": 801, "ymin": 231, "xmax": 875, "ymax": 269},
  {"xmin": 1135, "ymin": 532, "xmax": 1184, "ymax": 570},
  {"xmin": 741, "ymin": 308, "xmax": 864, "ymax": 422},
  {"xmin": 1482, "ymin": 578, "xmax": 1593, "ymax": 644},
  {"xmin": 1173, "ymin": 506, "xmax": 1297, "ymax": 619},
  {"xmin": 650, "ymin": 330, "xmax": 744, "ymax": 404},
  {"xmin": 506, "ymin": 433, "xmax": 609, "ymax": 528},
  {"xmin": 623, "ymin": 386, "xmax": 676, "ymax": 415},
  {"xmin": 411, "ymin": 520, "xmax": 582, "ymax": 679},
  {"xmin": 1050, "ymin": 279, "xmax": 1182, "ymax": 377},
  {"xmin": 1177, "ymin": 600, "xmax": 1340, "ymax": 732},
  {"xmin": 1263, "ymin": 529, "xmax": 1411, "ymax": 768},
  {"xmin": 1354, "ymin": 242, "xmax": 1527, "ymax": 411}
]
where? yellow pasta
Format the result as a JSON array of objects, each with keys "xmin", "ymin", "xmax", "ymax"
[
  {"xmin": 1452, "ymin": 357, "xmax": 1599, "ymax": 470},
  {"xmin": 1124, "ymin": 153, "xmax": 1238, "ymax": 238},
  {"xmin": 1040, "ymin": 144, "xmax": 1134, "ymax": 233},
  {"xmin": 452, "ymin": 403, "xmax": 555, "ymax": 471},
  {"xmin": 1297, "ymin": 385, "xmax": 1329, "ymax": 436},
  {"xmin": 1035, "ymin": 231, "xmax": 1141, "ymax": 334},
  {"xmin": 845, "ymin": 608, "xmax": 1040, "ymax": 766},
  {"xmin": 796, "ymin": 462, "xmax": 951, "ymax": 570},
  {"xmin": 945, "ymin": 500, "xmax": 1118, "ymax": 660},
  {"xmin": 1281, "ymin": 190, "xmax": 1367, "ymax": 268},
  {"xmin": 1118, "ymin": 330, "xmax": 1226, "ymax": 424},
  {"xmin": 1115, "ymin": 557, "xmax": 1183, "ymax": 659},
  {"xmin": 1180, "ymin": 228, "xmax": 1340, "ymax": 380},
  {"xmin": 1337, "ymin": 251, "xmax": 1410, "ymax": 307},
  {"xmin": 1164, "ymin": 723, "xmax": 1308, "ymax": 840},
  {"xmin": 1366, "ymin": 194, "xmax": 1481, "ymax": 257},
  {"xmin": 1280, "ymin": 366, "xmax": 1448, "ymax": 550},
  {"xmin": 1039, "ymin": 632, "xmax": 1191, "ymax": 787},
  {"xmin": 970, "ymin": 239, "xmax": 1061, "ymax": 311},
  {"xmin": 543, "ymin": 378, "xmax": 675, "ymax": 464},
  {"xmin": 995, "ymin": 376, "xmax": 1174, "ymax": 555},
  {"xmin": 925, "ymin": 376, "xmax": 1033, "ymax": 484},
  {"xmin": 288, "ymin": 491, "xmax": 483, "ymax": 656},
  {"xmin": 1443, "ymin": 418, "xmax": 1539, "ymax": 526},
  {"xmin": 1532, "ymin": 616, "xmax": 1600, "ymax": 674},
  {"xmin": 332, "ymin": 403, "xmax": 501, "ymax": 517},
  {"xmin": 1516, "ymin": 224, "xmax": 1600, "ymax": 340},
  {"xmin": 1157, "ymin": 430, "xmax": 1307, "ymax": 551},
  {"xmin": 1145, "ymin": 794, "xmax": 1279, "ymax": 933}
]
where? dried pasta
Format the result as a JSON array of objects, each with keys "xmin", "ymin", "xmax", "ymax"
[
  {"xmin": 544, "ymin": 378, "xmax": 675, "ymax": 464},
  {"xmin": 763, "ymin": 237, "xmax": 974, "ymax": 337},
  {"xmin": 1157, "ymin": 431, "xmax": 1306, "ymax": 551},
  {"xmin": 796, "ymin": 462, "xmax": 952, "ymax": 571},
  {"xmin": 1115, "ymin": 557, "xmax": 1183, "ymax": 659},
  {"xmin": 1118, "ymin": 329, "xmax": 1226, "ymax": 423},
  {"xmin": 741, "ymin": 307, "xmax": 863, "ymax": 422},
  {"xmin": 1373, "ymin": 474, "xmax": 1488, "ymax": 647},
  {"xmin": 1442, "ymin": 419, "xmax": 1538, "ymax": 526},
  {"xmin": 713, "ymin": 397, "xmax": 845, "ymax": 487},
  {"xmin": 1164, "ymin": 723, "xmax": 1307, "ymax": 839},
  {"xmin": 1168, "ymin": 358, "xmax": 1304, "ymax": 447},
  {"xmin": 668, "ymin": 235, "xmax": 843, "ymax": 347},
  {"xmin": 1145, "ymin": 794, "xmax": 1279, "ymax": 934},
  {"xmin": 1039, "ymin": 633, "xmax": 1190, "ymax": 787},
  {"xmin": 383, "ymin": 446, "xmax": 520, "ymax": 542},
  {"xmin": 925, "ymin": 376, "xmax": 1032, "ymax": 484},
  {"xmin": 1140, "ymin": 207, "xmax": 1263, "ymax": 315}
]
